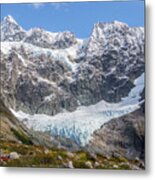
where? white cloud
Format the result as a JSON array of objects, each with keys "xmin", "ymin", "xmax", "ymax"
[
  {"xmin": 50, "ymin": 3, "xmax": 68, "ymax": 11},
  {"xmin": 32, "ymin": 3, "xmax": 44, "ymax": 9},
  {"xmin": 31, "ymin": 3, "xmax": 67, "ymax": 10}
]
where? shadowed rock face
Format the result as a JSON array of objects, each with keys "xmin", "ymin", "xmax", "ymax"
[
  {"xmin": 71, "ymin": 22, "xmax": 144, "ymax": 104},
  {"xmin": 0, "ymin": 16, "xmax": 144, "ymax": 116},
  {"xmin": 87, "ymin": 105, "xmax": 145, "ymax": 160}
]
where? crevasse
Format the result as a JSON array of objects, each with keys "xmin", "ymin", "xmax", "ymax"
[{"xmin": 11, "ymin": 73, "xmax": 144, "ymax": 146}]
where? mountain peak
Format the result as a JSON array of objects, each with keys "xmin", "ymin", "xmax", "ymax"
[
  {"xmin": 94, "ymin": 20, "xmax": 129, "ymax": 30},
  {"xmin": 1, "ymin": 15, "xmax": 26, "ymax": 42},
  {"xmin": 3, "ymin": 15, "xmax": 18, "ymax": 25}
]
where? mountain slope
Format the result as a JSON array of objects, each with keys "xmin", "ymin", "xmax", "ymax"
[
  {"xmin": 87, "ymin": 106, "xmax": 145, "ymax": 161},
  {"xmin": 0, "ymin": 98, "xmax": 33, "ymax": 144},
  {"xmin": 0, "ymin": 99, "xmax": 61, "ymax": 148},
  {"xmin": 0, "ymin": 98, "xmax": 144, "ymax": 169},
  {"xmin": 0, "ymin": 15, "xmax": 145, "ymax": 154},
  {"xmin": 11, "ymin": 73, "xmax": 144, "ymax": 146}
]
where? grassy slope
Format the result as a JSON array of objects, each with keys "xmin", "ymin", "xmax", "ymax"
[{"xmin": 0, "ymin": 140, "xmax": 143, "ymax": 169}]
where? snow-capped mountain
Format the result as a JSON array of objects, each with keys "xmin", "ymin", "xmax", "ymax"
[
  {"xmin": 0, "ymin": 15, "xmax": 145, "ymax": 147},
  {"xmin": 86, "ymin": 21, "xmax": 144, "ymax": 57},
  {"xmin": 24, "ymin": 28, "xmax": 78, "ymax": 49},
  {"xmin": 1, "ymin": 15, "xmax": 27, "ymax": 41},
  {"xmin": 1, "ymin": 15, "xmax": 78, "ymax": 49}
]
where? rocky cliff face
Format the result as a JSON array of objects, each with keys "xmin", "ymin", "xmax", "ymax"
[
  {"xmin": 87, "ymin": 105, "xmax": 145, "ymax": 160},
  {"xmin": 0, "ymin": 98, "xmax": 35, "ymax": 144},
  {"xmin": 0, "ymin": 16, "xmax": 144, "ymax": 117},
  {"xmin": 71, "ymin": 21, "xmax": 144, "ymax": 104}
]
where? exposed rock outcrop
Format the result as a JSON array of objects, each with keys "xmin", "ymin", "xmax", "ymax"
[{"xmin": 87, "ymin": 106, "xmax": 145, "ymax": 161}]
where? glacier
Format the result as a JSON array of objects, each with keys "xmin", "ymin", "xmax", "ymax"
[
  {"xmin": 11, "ymin": 73, "xmax": 144, "ymax": 146},
  {"xmin": 1, "ymin": 40, "xmax": 86, "ymax": 72}
]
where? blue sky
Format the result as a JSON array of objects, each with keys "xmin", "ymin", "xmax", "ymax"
[{"xmin": 1, "ymin": 1, "xmax": 144, "ymax": 38}]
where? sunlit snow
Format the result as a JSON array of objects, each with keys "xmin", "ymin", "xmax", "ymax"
[{"xmin": 1, "ymin": 40, "xmax": 86, "ymax": 72}]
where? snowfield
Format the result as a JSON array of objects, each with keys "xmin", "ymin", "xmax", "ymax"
[
  {"xmin": 11, "ymin": 73, "xmax": 144, "ymax": 146},
  {"xmin": 1, "ymin": 39, "xmax": 86, "ymax": 72}
]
